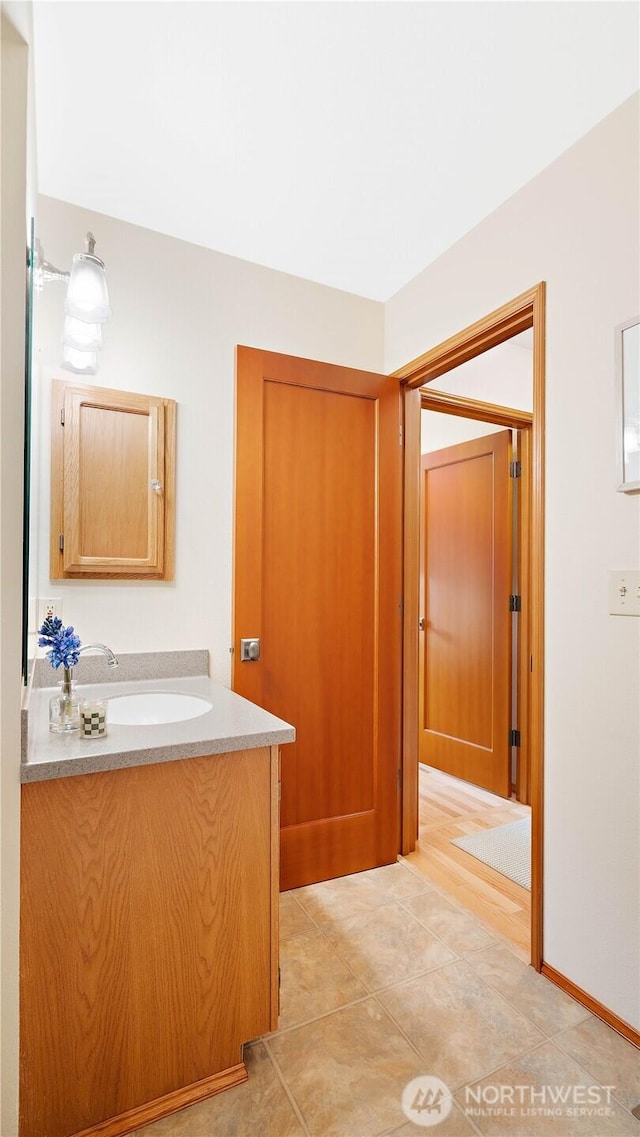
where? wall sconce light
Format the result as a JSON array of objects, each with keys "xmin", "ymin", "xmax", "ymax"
[
  {"xmin": 34, "ymin": 231, "xmax": 111, "ymax": 375},
  {"xmin": 62, "ymin": 315, "xmax": 103, "ymax": 353},
  {"xmin": 60, "ymin": 345, "xmax": 100, "ymax": 374}
]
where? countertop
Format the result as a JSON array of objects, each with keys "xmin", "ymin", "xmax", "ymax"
[{"xmin": 22, "ymin": 673, "xmax": 295, "ymax": 783}]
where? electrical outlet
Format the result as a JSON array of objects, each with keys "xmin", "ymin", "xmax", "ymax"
[{"xmin": 37, "ymin": 597, "xmax": 62, "ymax": 627}]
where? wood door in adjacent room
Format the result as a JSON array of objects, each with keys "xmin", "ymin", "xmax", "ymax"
[
  {"xmin": 233, "ymin": 347, "xmax": 402, "ymax": 891},
  {"xmin": 419, "ymin": 430, "xmax": 513, "ymax": 797}
]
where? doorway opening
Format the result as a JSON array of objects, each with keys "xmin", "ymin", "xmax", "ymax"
[
  {"xmin": 396, "ymin": 283, "xmax": 545, "ymax": 969},
  {"xmin": 412, "ymin": 397, "xmax": 533, "ymax": 955}
]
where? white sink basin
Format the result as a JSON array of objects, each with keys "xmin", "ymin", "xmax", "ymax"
[{"xmin": 107, "ymin": 692, "xmax": 213, "ymax": 726}]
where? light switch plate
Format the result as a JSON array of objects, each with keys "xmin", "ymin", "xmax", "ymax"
[{"xmin": 608, "ymin": 571, "xmax": 640, "ymax": 616}]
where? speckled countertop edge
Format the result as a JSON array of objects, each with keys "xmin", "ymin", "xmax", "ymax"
[{"xmin": 22, "ymin": 672, "xmax": 295, "ymax": 784}]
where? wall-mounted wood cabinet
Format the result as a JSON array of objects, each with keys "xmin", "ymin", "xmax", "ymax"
[{"xmin": 50, "ymin": 380, "xmax": 176, "ymax": 579}]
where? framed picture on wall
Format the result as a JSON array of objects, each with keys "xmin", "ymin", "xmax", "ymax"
[{"xmin": 616, "ymin": 316, "xmax": 640, "ymax": 493}]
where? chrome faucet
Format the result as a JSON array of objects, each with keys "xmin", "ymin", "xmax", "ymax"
[{"xmin": 78, "ymin": 643, "xmax": 119, "ymax": 669}]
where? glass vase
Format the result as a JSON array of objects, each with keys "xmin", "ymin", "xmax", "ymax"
[{"xmin": 49, "ymin": 667, "xmax": 81, "ymax": 733}]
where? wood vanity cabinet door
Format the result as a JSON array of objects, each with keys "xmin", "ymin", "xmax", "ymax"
[
  {"xmin": 50, "ymin": 380, "xmax": 176, "ymax": 579},
  {"xmin": 20, "ymin": 746, "xmax": 279, "ymax": 1137}
]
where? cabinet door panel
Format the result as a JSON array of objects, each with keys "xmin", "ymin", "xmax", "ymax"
[
  {"xmin": 64, "ymin": 388, "xmax": 164, "ymax": 574},
  {"xmin": 20, "ymin": 749, "xmax": 277, "ymax": 1137},
  {"xmin": 78, "ymin": 405, "xmax": 151, "ymax": 559},
  {"xmin": 50, "ymin": 381, "xmax": 175, "ymax": 579}
]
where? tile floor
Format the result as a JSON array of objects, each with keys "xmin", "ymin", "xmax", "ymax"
[{"xmin": 136, "ymin": 861, "xmax": 640, "ymax": 1137}]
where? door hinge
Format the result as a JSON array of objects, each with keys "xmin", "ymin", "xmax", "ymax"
[
  {"xmin": 509, "ymin": 460, "xmax": 521, "ymax": 478},
  {"xmin": 60, "ymin": 408, "xmax": 65, "ymax": 426},
  {"xmin": 510, "ymin": 729, "xmax": 521, "ymax": 747},
  {"xmin": 399, "ymin": 424, "xmax": 404, "ymax": 447},
  {"xmin": 58, "ymin": 533, "xmax": 64, "ymax": 553},
  {"xmin": 509, "ymin": 594, "xmax": 521, "ymax": 612}
]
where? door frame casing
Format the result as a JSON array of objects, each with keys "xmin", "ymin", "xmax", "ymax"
[{"xmin": 396, "ymin": 282, "xmax": 545, "ymax": 970}]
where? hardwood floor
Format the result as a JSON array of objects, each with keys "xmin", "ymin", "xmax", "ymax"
[{"xmin": 405, "ymin": 765, "xmax": 531, "ymax": 957}]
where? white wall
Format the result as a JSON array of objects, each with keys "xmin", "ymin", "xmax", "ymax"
[
  {"xmin": 33, "ymin": 196, "xmax": 383, "ymax": 684},
  {"xmin": 429, "ymin": 332, "xmax": 534, "ymax": 408},
  {"xmin": 0, "ymin": 8, "xmax": 29, "ymax": 1133},
  {"xmin": 421, "ymin": 334, "xmax": 532, "ymax": 452},
  {"xmin": 422, "ymin": 412, "xmax": 504, "ymax": 453},
  {"xmin": 387, "ymin": 94, "xmax": 640, "ymax": 1029}
]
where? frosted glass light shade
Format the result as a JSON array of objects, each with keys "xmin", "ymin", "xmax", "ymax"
[
  {"xmin": 61, "ymin": 344, "xmax": 99, "ymax": 375},
  {"xmin": 63, "ymin": 315, "xmax": 103, "ymax": 352},
  {"xmin": 65, "ymin": 253, "xmax": 111, "ymax": 323}
]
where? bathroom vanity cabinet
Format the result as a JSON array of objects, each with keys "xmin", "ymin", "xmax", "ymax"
[
  {"xmin": 20, "ymin": 745, "xmax": 280, "ymax": 1137},
  {"xmin": 49, "ymin": 380, "xmax": 176, "ymax": 580}
]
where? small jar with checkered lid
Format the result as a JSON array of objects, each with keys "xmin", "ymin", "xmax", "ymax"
[{"xmin": 80, "ymin": 699, "xmax": 107, "ymax": 738}]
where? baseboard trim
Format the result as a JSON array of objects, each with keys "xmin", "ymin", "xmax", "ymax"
[
  {"xmin": 72, "ymin": 1063, "xmax": 248, "ymax": 1137},
  {"xmin": 542, "ymin": 963, "xmax": 640, "ymax": 1048}
]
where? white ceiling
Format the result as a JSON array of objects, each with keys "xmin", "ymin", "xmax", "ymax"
[{"xmin": 33, "ymin": 2, "xmax": 639, "ymax": 302}]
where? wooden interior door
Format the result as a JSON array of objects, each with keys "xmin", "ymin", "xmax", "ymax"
[
  {"xmin": 234, "ymin": 347, "xmax": 402, "ymax": 890},
  {"xmin": 419, "ymin": 430, "xmax": 512, "ymax": 797}
]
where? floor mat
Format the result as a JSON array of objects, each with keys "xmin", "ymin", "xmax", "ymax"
[{"xmin": 451, "ymin": 817, "xmax": 531, "ymax": 890}]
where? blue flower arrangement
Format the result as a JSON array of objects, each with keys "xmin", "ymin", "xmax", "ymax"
[{"xmin": 38, "ymin": 616, "xmax": 82, "ymax": 670}]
